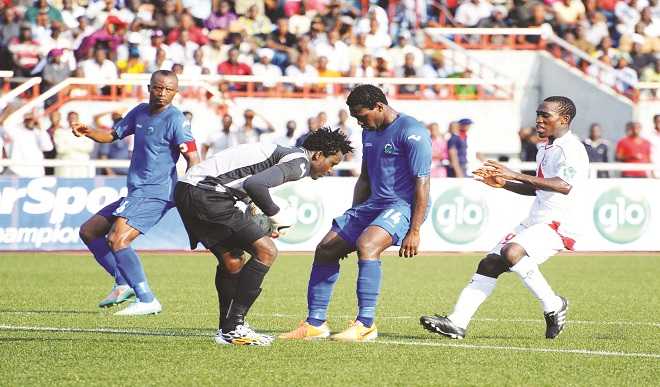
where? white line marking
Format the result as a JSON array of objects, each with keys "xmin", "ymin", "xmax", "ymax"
[
  {"xmin": 374, "ymin": 340, "xmax": 660, "ymax": 359},
  {"xmin": 1, "ymin": 324, "xmax": 658, "ymax": 359}
]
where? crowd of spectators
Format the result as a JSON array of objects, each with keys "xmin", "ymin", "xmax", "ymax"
[{"xmin": 1, "ymin": 0, "xmax": 655, "ymax": 98}]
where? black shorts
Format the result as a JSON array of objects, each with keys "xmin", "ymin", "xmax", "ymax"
[{"xmin": 174, "ymin": 182, "xmax": 267, "ymax": 250}]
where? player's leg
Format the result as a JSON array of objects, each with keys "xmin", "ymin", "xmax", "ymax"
[
  {"xmin": 501, "ymin": 224, "xmax": 568, "ymax": 338},
  {"xmin": 280, "ymin": 230, "xmax": 354, "ymax": 340},
  {"xmin": 421, "ymin": 229, "xmax": 520, "ymax": 339},
  {"xmin": 209, "ymin": 245, "xmax": 246, "ymax": 330},
  {"xmin": 79, "ymin": 199, "xmax": 133, "ymax": 307},
  {"xmin": 221, "ymin": 234, "xmax": 277, "ymax": 346}
]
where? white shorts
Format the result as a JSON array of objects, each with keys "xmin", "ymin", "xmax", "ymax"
[{"xmin": 488, "ymin": 222, "xmax": 572, "ymax": 265}]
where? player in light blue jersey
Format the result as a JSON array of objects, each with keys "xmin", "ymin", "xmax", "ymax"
[
  {"xmin": 73, "ymin": 70, "xmax": 200, "ymax": 316},
  {"xmin": 280, "ymin": 84, "xmax": 432, "ymax": 341}
]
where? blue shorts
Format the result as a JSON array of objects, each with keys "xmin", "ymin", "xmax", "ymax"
[
  {"xmin": 332, "ymin": 201, "xmax": 411, "ymax": 248},
  {"xmin": 97, "ymin": 196, "xmax": 174, "ymax": 234}
]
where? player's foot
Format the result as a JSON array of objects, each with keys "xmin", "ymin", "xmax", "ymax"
[
  {"xmin": 278, "ymin": 320, "xmax": 331, "ymax": 340},
  {"xmin": 114, "ymin": 298, "xmax": 162, "ymax": 316},
  {"xmin": 214, "ymin": 329, "xmax": 230, "ymax": 345},
  {"xmin": 419, "ymin": 315, "xmax": 466, "ymax": 339},
  {"xmin": 98, "ymin": 285, "xmax": 135, "ymax": 308},
  {"xmin": 330, "ymin": 320, "xmax": 377, "ymax": 342},
  {"xmin": 544, "ymin": 296, "xmax": 568, "ymax": 339},
  {"xmin": 221, "ymin": 324, "xmax": 273, "ymax": 346}
]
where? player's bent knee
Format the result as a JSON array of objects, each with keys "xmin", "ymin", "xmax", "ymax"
[
  {"xmin": 107, "ymin": 233, "xmax": 131, "ymax": 252},
  {"xmin": 252, "ymin": 238, "xmax": 278, "ymax": 266},
  {"xmin": 476, "ymin": 254, "xmax": 508, "ymax": 278},
  {"xmin": 313, "ymin": 244, "xmax": 340, "ymax": 264},
  {"xmin": 500, "ymin": 243, "xmax": 525, "ymax": 267}
]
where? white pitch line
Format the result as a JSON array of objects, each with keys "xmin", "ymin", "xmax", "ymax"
[
  {"xmin": 374, "ymin": 340, "xmax": 660, "ymax": 359},
  {"xmin": 1, "ymin": 324, "xmax": 658, "ymax": 359}
]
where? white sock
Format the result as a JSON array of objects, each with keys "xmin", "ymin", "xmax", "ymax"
[
  {"xmin": 510, "ymin": 256, "xmax": 562, "ymax": 313},
  {"xmin": 448, "ymin": 274, "xmax": 497, "ymax": 329}
]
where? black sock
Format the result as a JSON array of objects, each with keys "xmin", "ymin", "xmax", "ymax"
[
  {"xmin": 222, "ymin": 258, "xmax": 269, "ymax": 332},
  {"xmin": 215, "ymin": 265, "xmax": 240, "ymax": 330}
]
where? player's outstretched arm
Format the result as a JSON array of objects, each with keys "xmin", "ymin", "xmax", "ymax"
[
  {"xmin": 71, "ymin": 122, "xmax": 116, "ymax": 143},
  {"xmin": 399, "ymin": 175, "xmax": 430, "ymax": 258},
  {"xmin": 484, "ymin": 160, "xmax": 571, "ymax": 195},
  {"xmin": 352, "ymin": 158, "xmax": 371, "ymax": 206}
]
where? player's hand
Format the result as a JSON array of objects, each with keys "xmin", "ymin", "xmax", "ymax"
[
  {"xmin": 473, "ymin": 167, "xmax": 505, "ymax": 188},
  {"xmin": 71, "ymin": 122, "xmax": 90, "ymax": 137},
  {"xmin": 483, "ymin": 160, "xmax": 519, "ymax": 181},
  {"xmin": 399, "ymin": 229, "xmax": 420, "ymax": 258},
  {"xmin": 269, "ymin": 207, "xmax": 297, "ymax": 237}
]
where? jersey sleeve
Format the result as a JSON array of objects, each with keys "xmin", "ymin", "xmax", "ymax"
[
  {"xmin": 555, "ymin": 148, "xmax": 579, "ymax": 186},
  {"xmin": 277, "ymin": 157, "xmax": 310, "ymax": 183},
  {"xmin": 112, "ymin": 107, "xmax": 137, "ymax": 139},
  {"xmin": 403, "ymin": 124, "xmax": 432, "ymax": 177},
  {"xmin": 172, "ymin": 113, "xmax": 194, "ymax": 146}
]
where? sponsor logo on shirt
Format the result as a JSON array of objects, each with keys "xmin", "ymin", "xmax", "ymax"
[{"xmin": 384, "ymin": 144, "xmax": 395, "ymax": 154}]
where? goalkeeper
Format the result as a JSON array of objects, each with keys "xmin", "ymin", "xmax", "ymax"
[{"xmin": 174, "ymin": 127, "xmax": 353, "ymax": 346}]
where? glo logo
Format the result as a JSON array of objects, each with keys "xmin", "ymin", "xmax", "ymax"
[
  {"xmin": 432, "ymin": 187, "xmax": 488, "ymax": 244},
  {"xmin": 593, "ymin": 187, "xmax": 650, "ymax": 243},
  {"xmin": 272, "ymin": 183, "xmax": 324, "ymax": 244}
]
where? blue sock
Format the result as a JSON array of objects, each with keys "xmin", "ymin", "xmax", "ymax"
[
  {"xmin": 356, "ymin": 260, "xmax": 382, "ymax": 328},
  {"xmin": 86, "ymin": 238, "xmax": 127, "ymax": 285},
  {"xmin": 306, "ymin": 263, "xmax": 340, "ymax": 327},
  {"xmin": 114, "ymin": 247, "xmax": 154, "ymax": 302}
]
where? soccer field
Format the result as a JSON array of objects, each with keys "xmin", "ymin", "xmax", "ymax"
[{"xmin": 0, "ymin": 252, "xmax": 658, "ymax": 386}]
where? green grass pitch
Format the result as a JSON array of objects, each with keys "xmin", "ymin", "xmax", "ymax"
[{"xmin": 0, "ymin": 252, "xmax": 658, "ymax": 386}]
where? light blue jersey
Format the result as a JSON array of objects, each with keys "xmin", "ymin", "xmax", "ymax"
[
  {"xmin": 114, "ymin": 103, "xmax": 193, "ymax": 202},
  {"xmin": 362, "ymin": 113, "xmax": 432, "ymax": 206}
]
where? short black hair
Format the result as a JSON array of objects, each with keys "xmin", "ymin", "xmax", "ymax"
[
  {"xmin": 544, "ymin": 96, "xmax": 576, "ymax": 124},
  {"xmin": 151, "ymin": 69, "xmax": 177, "ymax": 82},
  {"xmin": 346, "ymin": 84, "xmax": 388, "ymax": 110},
  {"xmin": 302, "ymin": 127, "xmax": 354, "ymax": 156}
]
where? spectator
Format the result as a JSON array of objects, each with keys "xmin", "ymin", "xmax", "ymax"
[
  {"xmin": 364, "ymin": 14, "xmax": 391, "ymax": 51},
  {"xmin": 447, "ymin": 118, "xmax": 473, "ymax": 177},
  {"xmin": 395, "ymin": 52, "xmax": 420, "ymax": 95},
  {"xmin": 266, "ymin": 17, "xmax": 298, "ymax": 71},
  {"xmin": 42, "ymin": 48, "xmax": 72, "ymax": 90},
  {"xmin": 183, "ymin": 47, "xmax": 211, "ymax": 77},
  {"xmin": 61, "ymin": 0, "xmax": 86, "ymax": 29},
  {"xmin": 1, "ymin": 7, "xmax": 20, "ymax": 46},
  {"xmin": 217, "ymin": 47, "xmax": 252, "ymax": 90},
  {"xmin": 252, "ymin": 48, "xmax": 282, "ymax": 90},
  {"xmin": 202, "ymin": 113, "xmax": 238, "ymax": 159},
  {"xmin": 616, "ymin": 121, "xmax": 651, "ymax": 177},
  {"xmin": 314, "ymin": 29, "xmax": 350, "ymax": 74},
  {"xmin": 288, "ymin": 1, "xmax": 312, "ymax": 35},
  {"xmin": 9, "ymin": 23, "xmax": 41, "ymax": 76},
  {"xmin": 315, "ymin": 55, "xmax": 342, "ymax": 93},
  {"xmin": 4, "ymin": 113, "xmax": 54, "ymax": 177},
  {"xmin": 428, "ymin": 122, "xmax": 448, "ymax": 177},
  {"xmin": 285, "ymin": 53, "xmax": 318, "ymax": 91},
  {"xmin": 148, "ymin": 47, "xmax": 174, "ymax": 72},
  {"xmin": 153, "ymin": 0, "xmax": 178, "ymax": 35},
  {"xmin": 422, "ymin": 51, "xmax": 451, "ymax": 97},
  {"xmin": 352, "ymin": 54, "xmax": 375, "ymax": 78},
  {"xmin": 141, "ymin": 29, "xmax": 169, "ymax": 66},
  {"xmin": 272, "ymin": 120, "xmax": 297, "ymax": 147},
  {"xmin": 25, "ymin": 0, "xmax": 63, "ymax": 24},
  {"xmin": 613, "ymin": 55, "xmax": 639, "ymax": 95},
  {"xmin": 645, "ymin": 114, "xmax": 660, "ymax": 178},
  {"xmin": 71, "ymin": 16, "xmax": 94, "ymax": 50},
  {"xmin": 96, "ymin": 110, "xmax": 132, "ymax": 176},
  {"xmin": 169, "ymin": 29, "xmax": 199, "ymax": 65},
  {"xmin": 236, "ymin": 109, "xmax": 274, "ymax": 144},
  {"xmin": 454, "ymin": 0, "xmax": 493, "ymax": 27},
  {"xmin": 295, "ymin": 115, "xmax": 320, "ymax": 147},
  {"xmin": 583, "ymin": 123, "xmax": 610, "ymax": 178},
  {"xmin": 86, "ymin": 0, "xmax": 121, "ymax": 29},
  {"xmin": 202, "ymin": 29, "xmax": 228, "ymax": 69},
  {"xmin": 553, "ymin": 0, "xmax": 586, "ymax": 33},
  {"xmin": 80, "ymin": 47, "xmax": 118, "ymax": 94},
  {"xmin": 75, "ymin": 15, "xmax": 127, "ymax": 60},
  {"xmin": 117, "ymin": 46, "xmax": 147, "ymax": 76},
  {"xmin": 234, "ymin": 4, "xmax": 274, "ymax": 36},
  {"xmin": 206, "ymin": 1, "xmax": 237, "ymax": 30},
  {"xmin": 348, "ymin": 32, "xmax": 369, "ymax": 68},
  {"xmin": 54, "ymin": 111, "xmax": 94, "ymax": 177},
  {"xmin": 167, "ymin": 12, "xmax": 208, "ymax": 46},
  {"xmin": 519, "ymin": 126, "xmax": 538, "ymax": 175},
  {"xmin": 388, "ymin": 31, "xmax": 424, "ymax": 69},
  {"xmin": 44, "ymin": 110, "xmax": 60, "ymax": 176}
]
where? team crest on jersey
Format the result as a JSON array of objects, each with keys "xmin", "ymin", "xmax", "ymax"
[
  {"xmin": 147, "ymin": 126, "xmax": 155, "ymax": 135},
  {"xmin": 383, "ymin": 143, "xmax": 395, "ymax": 154}
]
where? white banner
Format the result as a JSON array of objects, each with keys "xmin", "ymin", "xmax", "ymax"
[{"xmin": 272, "ymin": 178, "xmax": 660, "ymax": 252}]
